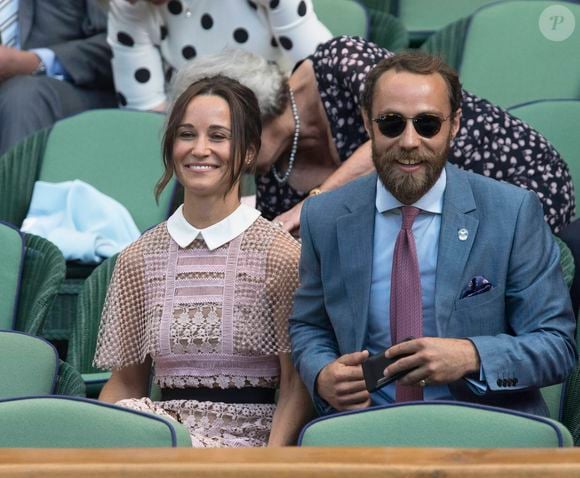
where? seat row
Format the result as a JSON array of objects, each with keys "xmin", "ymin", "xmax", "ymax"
[
  {"xmin": 0, "ymin": 221, "xmax": 580, "ymax": 447},
  {"xmin": 0, "ymin": 329, "xmax": 575, "ymax": 448}
]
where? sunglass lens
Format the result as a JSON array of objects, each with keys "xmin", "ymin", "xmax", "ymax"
[
  {"xmin": 414, "ymin": 115, "xmax": 442, "ymax": 138},
  {"xmin": 377, "ymin": 115, "xmax": 406, "ymax": 138}
]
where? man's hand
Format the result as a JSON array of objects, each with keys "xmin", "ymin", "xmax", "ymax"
[
  {"xmin": 316, "ymin": 351, "xmax": 371, "ymax": 411},
  {"xmin": 273, "ymin": 199, "xmax": 304, "ymax": 237},
  {"xmin": 384, "ymin": 338, "xmax": 480, "ymax": 386},
  {"xmin": 0, "ymin": 47, "xmax": 42, "ymax": 82}
]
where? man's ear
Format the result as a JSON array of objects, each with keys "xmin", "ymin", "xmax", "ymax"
[
  {"xmin": 449, "ymin": 108, "xmax": 462, "ymax": 142},
  {"xmin": 362, "ymin": 108, "xmax": 373, "ymax": 139}
]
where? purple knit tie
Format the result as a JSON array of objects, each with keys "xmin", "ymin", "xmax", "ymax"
[{"xmin": 390, "ymin": 206, "xmax": 423, "ymax": 402}]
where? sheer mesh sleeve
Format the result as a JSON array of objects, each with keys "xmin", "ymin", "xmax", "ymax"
[
  {"xmin": 93, "ymin": 235, "xmax": 148, "ymax": 370},
  {"xmin": 266, "ymin": 226, "xmax": 301, "ymax": 354}
]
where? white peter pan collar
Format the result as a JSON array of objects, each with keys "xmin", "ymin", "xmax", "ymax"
[{"xmin": 167, "ymin": 203, "xmax": 261, "ymax": 250}]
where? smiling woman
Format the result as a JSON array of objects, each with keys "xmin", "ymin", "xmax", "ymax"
[{"xmin": 93, "ymin": 75, "xmax": 313, "ymax": 447}]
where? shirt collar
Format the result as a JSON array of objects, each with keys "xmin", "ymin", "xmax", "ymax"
[
  {"xmin": 375, "ymin": 167, "xmax": 447, "ymax": 214},
  {"xmin": 167, "ymin": 203, "xmax": 261, "ymax": 250}
]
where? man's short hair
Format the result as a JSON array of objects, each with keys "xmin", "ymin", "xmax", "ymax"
[{"xmin": 361, "ymin": 51, "xmax": 462, "ymax": 121}]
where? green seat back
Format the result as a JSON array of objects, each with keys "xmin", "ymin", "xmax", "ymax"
[
  {"xmin": 16, "ymin": 234, "xmax": 66, "ymax": 335},
  {"xmin": 299, "ymin": 402, "xmax": 573, "ymax": 447},
  {"xmin": 0, "ymin": 331, "xmax": 58, "ymax": 398},
  {"xmin": 366, "ymin": 6, "xmax": 409, "ymax": 52},
  {"xmin": 313, "ymin": 0, "xmax": 369, "ymax": 38},
  {"xmin": 0, "ymin": 396, "xmax": 191, "ymax": 447},
  {"xmin": 39, "ymin": 109, "xmax": 172, "ymax": 232},
  {"xmin": 0, "ymin": 223, "xmax": 24, "ymax": 329},
  {"xmin": 459, "ymin": 1, "xmax": 580, "ymax": 108},
  {"xmin": 68, "ymin": 255, "xmax": 118, "ymax": 397},
  {"xmin": 509, "ymin": 99, "xmax": 580, "ymax": 204},
  {"xmin": 563, "ymin": 355, "xmax": 580, "ymax": 445},
  {"xmin": 539, "ymin": 236, "xmax": 575, "ymax": 420},
  {"xmin": 394, "ymin": 0, "xmax": 500, "ymax": 44}
]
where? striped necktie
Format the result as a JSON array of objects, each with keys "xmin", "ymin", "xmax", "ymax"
[{"xmin": 0, "ymin": 0, "xmax": 18, "ymax": 47}]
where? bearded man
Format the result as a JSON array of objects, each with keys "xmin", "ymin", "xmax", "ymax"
[{"xmin": 289, "ymin": 51, "xmax": 576, "ymax": 417}]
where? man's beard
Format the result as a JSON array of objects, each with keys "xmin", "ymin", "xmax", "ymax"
[{"xmin": 372, "ymin": 136, "xmax": 450, "ymax": 205}]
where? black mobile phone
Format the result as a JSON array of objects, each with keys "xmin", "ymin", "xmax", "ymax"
[
  {"xmin": 362, "ymin": 351, "xmax": 407, "ymax": 392},
  {"xmin": 362, "ymin": 338, "xmax": 415, "ymax": 392}
]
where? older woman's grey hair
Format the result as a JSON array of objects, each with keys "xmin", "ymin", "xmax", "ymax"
[{"xmin": 169, "ymin": 49, "xmax": 289, "ymax": 122}]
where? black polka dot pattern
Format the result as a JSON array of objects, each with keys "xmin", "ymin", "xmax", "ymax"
[
  {"xmin": 255, "ymin": 36, "xmax": 573, "ymax": 232},
  {"xmin": 134, "ymin": 68, "xmax": 151, "ymax": 83},
  {"xmin": 201, "ymin": 14, "xmax": 213, "ymax": 29},
  {"xmin": 279, "ymin": 36, "xmax": 293, "ymax": 50},
  {"xmin": 160, "ymin": 25, "xmax": 168, "ymax": 41},
  {"xmin": 270, "ymin": 36, "xmax": 278, "ymax": 48},
  {"xmin": 247, "ymin": 0, "xmax": 258, "ymax": 10},
  {"xmin": 233, "ymin": 28, "xmax": 249, "ymax": 43},
  {"xmin": 117, "ymin": 31, "xmax": 134, "ymax": 47},
  {"xmin": 269, "ymin": 0, "xmax": 280, "ymax": 8},
  {"xmin": 117, "ymin": 92, "xmax": 127, "ymax": 107},
  {"xmin": 182, "ymin": 45, "xmax": 196, "ymax": 59},
  {"xmin": 297, "ymin": 1, "xmax": 307, "ymax": 16},
  {"xmin": 167, "ymin": 0, "xmax": 182, "ymax": 15}
]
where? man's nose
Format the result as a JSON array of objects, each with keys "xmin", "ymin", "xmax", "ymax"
[{"xmin": 399, "ymin": 120, "xmax": 420, "ymax": 149}]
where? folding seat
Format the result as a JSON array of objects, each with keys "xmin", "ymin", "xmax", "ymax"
[
  {"xmin": 0, "ymin": 222, "xmax": 65, "ymax": 335},
  {"xmin": 298, "ymin": 401, "xmax": 573, "ymax": 447},
  {"xmin": 315, "ymin": 0, "xmax": 409, "ymax": 52},
  {"xmin": 313, "ymin": 0, "xmax": 369, "ymax": 38},
  {"xmin": 67, "ymin": 255, "xmax": 118, "ymax": 397},
  {"xmin": 389, "ymin": 0, "xmax": 501, "ymax": 46},
  {"xmin": 0, "ymin": 396, "xmax": 191, "ymax": 447},
  {"xmin": 422, "ymin": 0, "xmax": 580, "ymax": 108},
  {"xmin": 0, "ymin": 330, "xmax": 84, "ymax": 398},
  {"xmin": 0, "ymin": 109, "xmax": 175, "ymax": 344}
]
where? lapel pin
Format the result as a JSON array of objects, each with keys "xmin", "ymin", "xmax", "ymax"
[{"xmin": 458, "ymin": 228, "xmax": 469, "ymax": 241}]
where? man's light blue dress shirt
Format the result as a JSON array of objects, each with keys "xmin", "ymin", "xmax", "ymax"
[{"xmin": 366, "ymin": 170, "xmax": 456, "ymax": 404}]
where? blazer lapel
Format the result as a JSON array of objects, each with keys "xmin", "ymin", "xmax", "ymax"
[
  {"xmin": 19, "ymin": 0, "xmax": 34, "ymax": 48},
  {"xmin": 336, "ymin": 174, "xmax": 377, "ymax": 350},
  {"xmin": 435, "ymin": 165, "xmax": 479, "ymax": 336}
]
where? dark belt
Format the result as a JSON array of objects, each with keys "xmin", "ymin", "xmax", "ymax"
[{"xmin": 160, "ymin": 387, "xmax": 276, "ymax": 404}]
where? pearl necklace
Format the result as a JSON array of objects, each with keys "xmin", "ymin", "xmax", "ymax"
[{"xmin": 272, "ymin": 88, "xmax": 300, "ymax": 184}]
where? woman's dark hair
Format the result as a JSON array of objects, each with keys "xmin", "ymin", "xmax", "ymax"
[
  {"xmin": 155, "ymin": 75, "xmax": 262, "ymax": 201},
  {"xmin": 361, "ymin": 51, "xmax": 462, "ymax": 121}
]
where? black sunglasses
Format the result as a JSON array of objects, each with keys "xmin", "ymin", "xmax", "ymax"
[{"xmin": 372, "ymin": 113, "xmax": 451, "ymax": 139}]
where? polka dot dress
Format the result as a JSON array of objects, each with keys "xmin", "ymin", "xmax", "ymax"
[
  {"xmin": 256, "ymin": 36, "xmax": 574, "ymax": 232},
  {"xmin": 108, "ymin": 0, "xmax": 332, "ymax": 110}
]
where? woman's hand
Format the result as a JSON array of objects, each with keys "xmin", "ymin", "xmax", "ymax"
[{"xmin": 274, "ymin": 200, "xmax": 304, "ymax": 237}]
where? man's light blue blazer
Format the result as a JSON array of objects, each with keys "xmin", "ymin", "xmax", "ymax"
[{"xmin": 289, "ymin": 164, "xmax": 577, "ymax": 416}]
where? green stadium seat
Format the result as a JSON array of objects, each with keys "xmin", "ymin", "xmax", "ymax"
[
  {"xmin": 298, "ymin": 401, "xmax": 573, "ymax": 447},
  {"xmin": 0, "ymin": 396, "xmax": 191, "ymax": 447},
  {"xmin": 68, "ymin": 255, "xmax": 118, "ymax": 397},
  {"xmin": 313, "ymin": 0, "xmax": 369, "ymax": 38},
  {"xmin": 422, "ymin": 1, "xmax": 580, "ymax": 108},
  {"xmin": 392, "ymin": 0, "xmax": 501, "ymax": 45},
  {"xmin": 0, "ymin": 222, "xmax": 66, "ymax": 336}
]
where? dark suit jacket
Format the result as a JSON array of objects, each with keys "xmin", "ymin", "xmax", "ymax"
[
  {"xmin": 19, "ymin": 0, "xmax": 113, "ymax": 90},
  {"xmin": 289, "ymin": 164, "xmax": 577, "ymax": 416}
]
